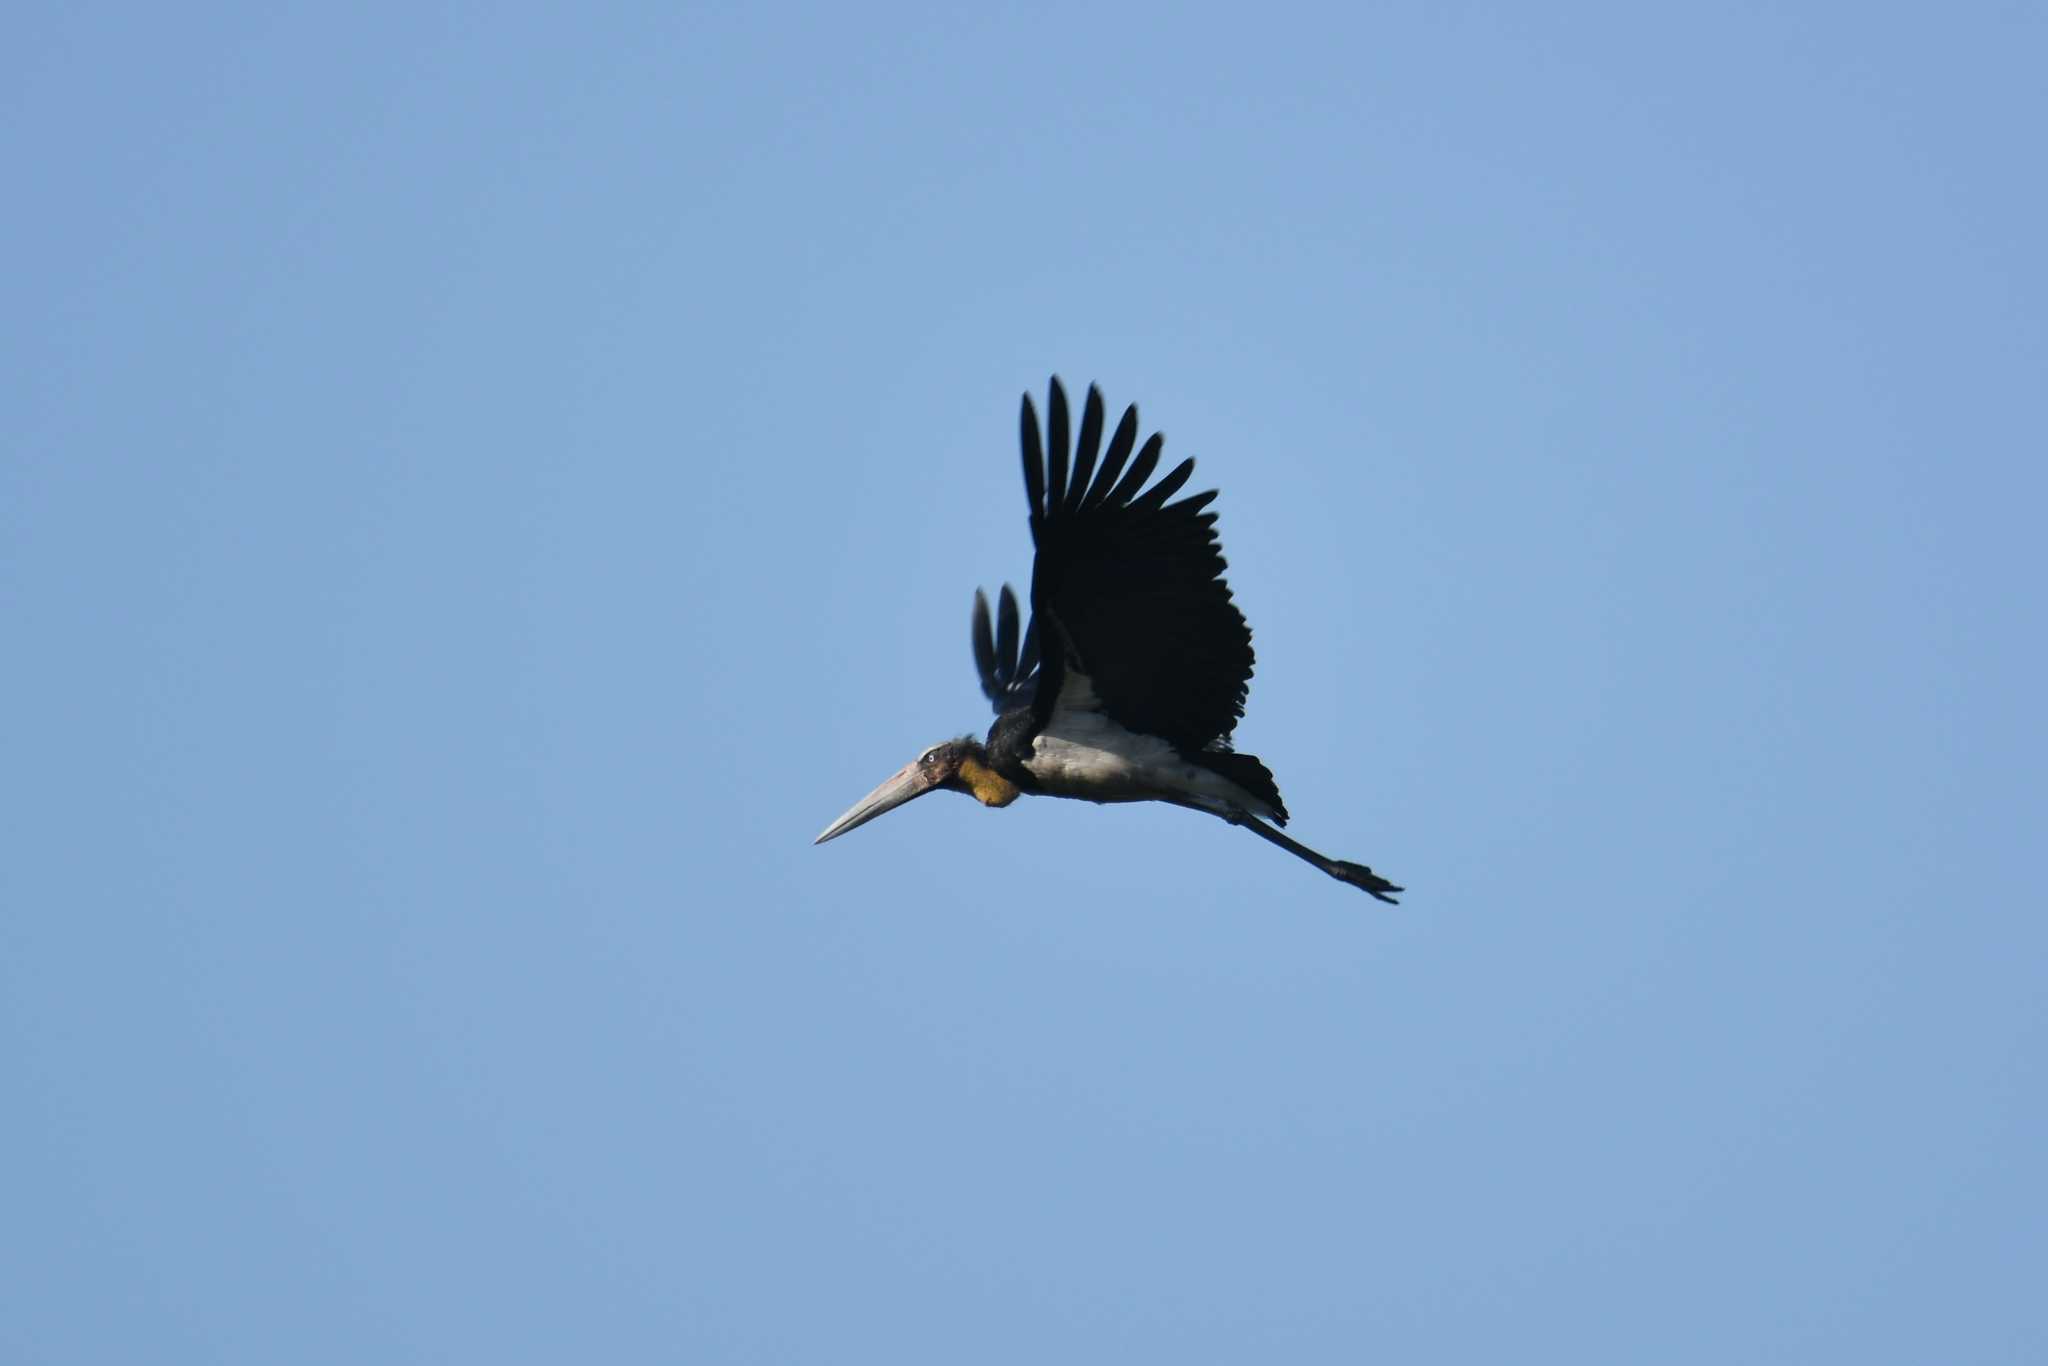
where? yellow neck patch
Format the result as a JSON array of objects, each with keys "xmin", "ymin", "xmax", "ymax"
[{"xmin": 958, "ymin": 755, "xmax": 1020, "ymax": 807}]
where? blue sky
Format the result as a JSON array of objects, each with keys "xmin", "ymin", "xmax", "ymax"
[{"xmin": 5, "ymin": 3, "xmax": 2044, "ymax": 1361}]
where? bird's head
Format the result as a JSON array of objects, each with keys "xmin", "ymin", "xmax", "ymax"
[{"xmin": 814, "ymin": 736, "xmax": 1019, "ymax": 844}]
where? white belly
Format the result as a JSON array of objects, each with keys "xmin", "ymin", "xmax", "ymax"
[{"xmin": 1029, "ymin": 709, "xmax": 1277, "ymax": 820}]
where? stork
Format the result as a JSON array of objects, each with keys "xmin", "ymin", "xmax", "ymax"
[{"xmin": 815, "ymin": 379, "xmax": 1402, "ymax": 902}]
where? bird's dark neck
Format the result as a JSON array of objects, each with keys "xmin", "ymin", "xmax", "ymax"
[{"xmin": 983, "ymin": 707, "xmax": 1042, "ymax": 791}]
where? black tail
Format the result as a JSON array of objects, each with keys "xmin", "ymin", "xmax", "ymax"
[{"xmin": 1187, "ymin": 750, "xmax": 1289, "ymax": 825}]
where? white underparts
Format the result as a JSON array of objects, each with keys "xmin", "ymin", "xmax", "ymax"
[{"xmin": 1025, "ymin": 669, "xmax": 1277, "ymax": 821}]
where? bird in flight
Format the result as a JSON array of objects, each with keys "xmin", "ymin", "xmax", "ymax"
[{"xmin": 815, "ymin": 378, "xmax": 1403, "ymax": 902}]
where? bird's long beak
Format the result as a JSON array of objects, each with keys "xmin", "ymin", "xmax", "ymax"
[{"xmin": 814, "ymin": 761, "xmax": 939, "ymax": 844}]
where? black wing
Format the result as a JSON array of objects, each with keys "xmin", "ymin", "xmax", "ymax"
[
  {"xmin": 970, "ymin": 584, "xmax": 1039, "ymax": 714},
  {"xmin": 1019, "ymin": 378, "xmax": 1254, "ymax": 750}
]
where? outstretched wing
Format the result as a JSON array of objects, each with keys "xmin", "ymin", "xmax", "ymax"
[
  {"xmin": 970, "ymin": 584, "xmax": 1040, "ymax": 714},
  {"xmin": 1019, "ymin": 378, "xmax": 1255, "ymax": 751}
]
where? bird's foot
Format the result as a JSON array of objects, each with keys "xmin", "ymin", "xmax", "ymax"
[{"xmin": 1331, "ymin": 861, "xmax": 1403, "ymax": 904}]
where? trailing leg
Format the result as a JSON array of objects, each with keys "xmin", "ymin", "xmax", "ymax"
[{"xmin": 1224, "ymin": 807, "xmax": 1403, "ymax": 903}]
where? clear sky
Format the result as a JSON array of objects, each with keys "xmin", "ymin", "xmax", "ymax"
[{"xmin": 6, "ymin": 3, "xmax": 2044, "ymax": 1362}]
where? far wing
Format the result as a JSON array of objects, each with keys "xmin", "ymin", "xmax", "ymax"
[{"xmin": 970, "ymin": 584, "xmax": 1039, "ymax": 715}]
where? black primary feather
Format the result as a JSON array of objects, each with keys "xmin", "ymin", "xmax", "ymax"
[
  {"xmin": 1065, "ymin": 386, "xmax": 1103, "ymax": 516},
  {"xmin": 1082, "ymin": 401, "xmax": 1139, "ymax": 510},
  {"xmin": 1019, "ymin": 400, "xmax": 1046, "ymax": 533},
  {"xmin": 1045, "ymin": 381, "xmax": 1069, "ymax": 526}
]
